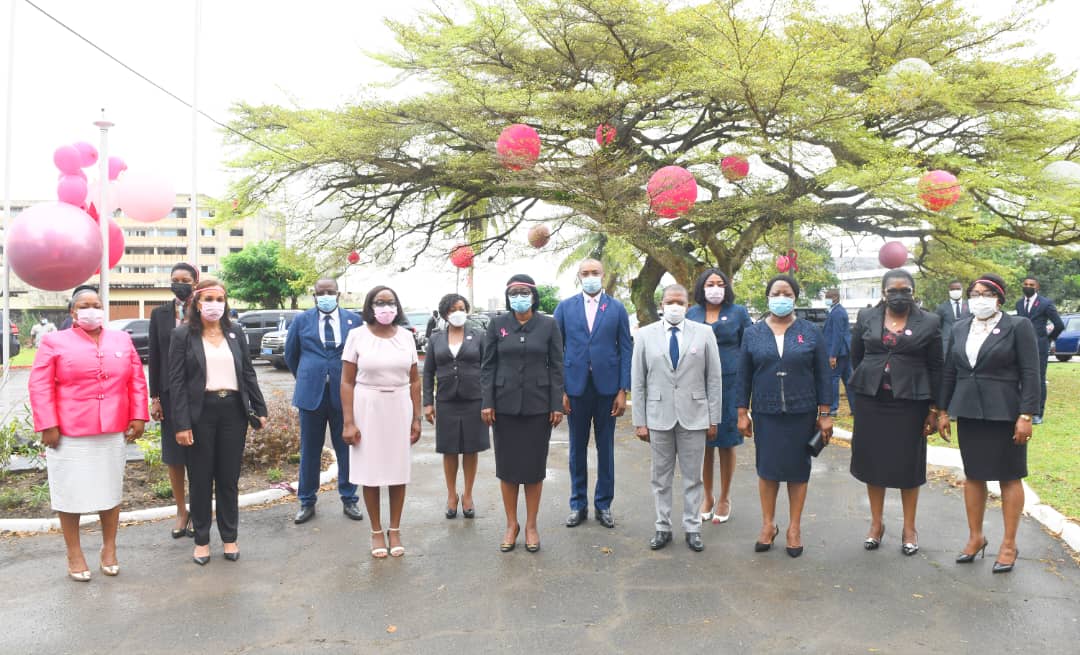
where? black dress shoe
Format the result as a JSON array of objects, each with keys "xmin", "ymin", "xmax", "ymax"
[
  {"xmin": 223, "ymin": 551, "xmax": 240, "ymax": 562},
  {"xmin": 342, "ymin": 503, "xmax": 364, "ymax": 521},
  {"xmin": 294, "ymin": 506, "xmax": 316, "ymax": 524},
  {"xmin": 596, "ymin": 509, "xmax": 615, "ymax": 529},
  {"xmin": 649, "ymin": 531, "xmax": 672, "ymax": 550},
  {"xmin": 754, "ymin": 525, "xmax": 779, "ymax": 553},
  {"xmin": 565, "ymin": 509, "xmax": 587, "ymax": 527},
  {"xmin": 686, "ymin": 533, "xmax": 705, "ymax": 552}
]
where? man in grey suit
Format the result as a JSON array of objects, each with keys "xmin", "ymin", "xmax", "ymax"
[{"xmin": 632, "ymin": 284, "xmax": 724, "ymax": 552}]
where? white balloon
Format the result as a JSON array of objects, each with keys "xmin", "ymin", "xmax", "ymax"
[
  {"xmin": 84, "ymin": 178, "xmax": 120, "ymax": 214},
  {"xmin": 1042, "ymin": 160, "xmax": 1080, "ymax": 186}
]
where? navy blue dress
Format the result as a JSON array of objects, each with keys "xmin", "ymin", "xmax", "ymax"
[
  {"xmin": 736, "ymin": 318, "xmax": 831, "ymax": 482},
  {"xmin": 687, "ymin": 303, "xmax": 753, "ymax": 448}
]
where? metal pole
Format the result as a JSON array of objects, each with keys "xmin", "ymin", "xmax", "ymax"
[
  {"xmin": 2, "ymin": 0, "xmax": 17, "ymax": 383},
  {"xmin": 95, "ymin": 111, "xmax": 113, "ymax": 322},
  {"xmin": 189, "ymin": 0, "xmax": 201, "ymax": 271}
]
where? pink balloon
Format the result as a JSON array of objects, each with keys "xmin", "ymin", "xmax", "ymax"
[
  {"xmin": 58, "ymin": 169, "xmax": 87, "ymax": 181},
  {"xmin": 647, "ymin": 166, "xmax": 697, "ymax": 218},
  {"xmin": 73, "ymin": 141, "xmax": 98, "ymax": 168},
  {"xmin": 6, "ymin": 202, "xmax": 103, "ymax": 291},
  {"xmin": 917, "ymin": 170, "xmax": 961, "ymax": 211},
  {"xmin": 108, "ymin": 156, "xmax": 127, "ymax": 181},
  {"xmin": 878, "ymin": 241, "xmax": 909, "ymax": 269},
  {"xmin": 57, "ymin": 175, "xmax": 88, "ymax": 206},
  {"xmin": 776, "ymin": 255, "xmax": 791, "ymax": 273},
  {"xmin": 53, "ymin": 145, "xmax": 82, "ymax": 174},
  {"xmin": 94, "ymin": 219, "xmax": 124, "ymax": 273},
  {"xmin": 721, "ymin": 155, "xmax": 750, "ymax": 182},
  {"xmin": 117, "ymin": 170, "xmax": 175, "ymax": 223}
]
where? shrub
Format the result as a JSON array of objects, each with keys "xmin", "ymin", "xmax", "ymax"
[
  {"xmin": 136, "ymin": 436, "xmax": 163, "ymax": 471},
  {"xmin": 267, "ymin": 468, "xmax": 284, "ymax": 483},
  {"xmin": 0, "ymin": 488, "xmax": 26, "ymax": 510},
  {"xmin": 243, "ymin": 390, "xmax": 301, "ymax": 469},
  {"xmin": 29, "ymin": 482, "xmax": 50, "ymax": 507},
  {"xmin": 152, "ymin": 479, "xmax": 174, "ymax": 499}
]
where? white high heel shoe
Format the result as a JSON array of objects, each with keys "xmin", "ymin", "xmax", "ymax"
[{"xmin": 712, "ymin": 499, "xmax": 732, "ymax": 524}]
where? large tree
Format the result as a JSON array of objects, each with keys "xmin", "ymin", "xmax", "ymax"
[
  {"xmin": 220, "ymin": 241, "xmax": 318, "ymax": 309},
  {"xmin": 227, "ymin": 0, "xmax": 1080, "ymax": 323}
]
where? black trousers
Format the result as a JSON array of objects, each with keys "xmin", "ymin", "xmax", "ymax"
[{"xmin": 186, "ymin": 393, "xmax": 248, "ymax": 546}]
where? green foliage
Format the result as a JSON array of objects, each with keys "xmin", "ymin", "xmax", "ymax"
[
  {"xmin": 0, "ymin": 488, "xmax": 24, "ymax": 510},
  {"xmin": 733, "ymin": 232, "xmax": 840, "ymax": 313},
  {"xmin": 136, "ymin": 436, "xmax": 163, "ymax": 472},
  {"xmin": 28, "ymin": 482, "xmax": 49, "ymax": 507},
  {"xmin": 0, "ymin": 407, "xmax": 43, "ymax": 473},
  {"xmin": 537, "ymin": 285, "xmax": 561, "ymax": 314},
  {"xmin": 151, "ymin": 480, "xmax": 174, "ymax": 499},
  {"xmin": 220, "ymin": 241, "xmax": 319, "ymax": 310},
  {"xmin": 266, "ymin": 468, "xmax": 284, "ymax": 484}
]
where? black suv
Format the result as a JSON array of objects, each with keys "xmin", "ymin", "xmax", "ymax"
[{"xmin": 236, "ymin": 310, "xmax": 302, "ymax": 356}]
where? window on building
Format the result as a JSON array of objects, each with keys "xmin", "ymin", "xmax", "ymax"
[
  {"xmin": 124, "ymin": 246, "xmax": 155, "ymax": 255},
  {"xmin": 229, "ymin": 228, "xmax": 243, "ymax": 237},
  {"xmin": 199, "ymin": 209, "xmax": 215, "ymax": 218},
  {"xmin": 174, "ymin": 208, "xmax": 188, "ymax": 218},
  {"xmin": 159, "ymin": 247, "xmax": 187, "ymax": 256},
  {"xmin": 201, "ymin": 247, "xmax": 216, "ymax": 255},
  {"xmin": 201, "ymin": 228, "xmax": 215, "ymax": 237},
  {"xmin": 200, "ymin": 265, "xmax": 209, "ymax": 273},
  {"xmin": 127, "ymin": 229, "xmax": 148, "ymax": 237},
  {"xmin": 229, "ymin": 247, "xmax": 242, "ymax": 254},
  {"xmin": 177, "ymin": 228, "xmax": 187, "ymax": 237}
]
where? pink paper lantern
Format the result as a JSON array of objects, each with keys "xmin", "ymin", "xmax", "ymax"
[
  {"xmin": 450, "ymin": 244, "xmax": 475, "ymax": 269},
  {"xmin": 775, "ymin": 255, "xmax": 791, "ymax": 273},
  {"xmin": 647, "ymin": 166, "xmax": 697, "ymax": 218},
  {"xmin": 496, "ymin": 124, "xmax": 541, "ymax": 171},
  {"xmin": 347, "ymin": 250, "xmax": 360, "ymax": 265},
  {"xmin": 6, "ymin": 202, "xmax": 103, "ymax": 291},
  {"xmin": 878, "ymin": 241, "xmax": 909, "ymax": 269},
  {"xmin": 53, "ymin": 145, "xmax": 82, "ymax": 175},
  {"xmin": 721, "ymin": 155, "xmax": 750, "ymax": 182},
  {"xmin": 527, "ymin": 224, "xmax": 551, "ymax": 248},
  {"xmin": 595, "ymin": 123, "xmax": 617, "ymax": 147},
  {"xmin": 57, "ymin": 174, "xmax": 88, "ymax": 206},
  {"xmin": 918, "ymin": 170, "xmax": 961, "ymax": 211},
  {"xmin": 73, "ymin": 141, "xmax": 98, "ymax": 168},
  {"xmin": 108, "ymin": 156, "xmax": 128, "ymax": 181},
  {"xmin": 117, "ymin": 170, "xmax": 175, "ymax": 223}
]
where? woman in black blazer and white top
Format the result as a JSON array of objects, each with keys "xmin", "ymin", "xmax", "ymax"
[
  {"xmin": 938, "ymin": 273, "xmax": 1039, "ymax": 573},
  {"xmin": 169, "ymin": 278, "xmax": 268, "ymax": 565},
  {"xmin": 423, "ymin": 293, "xmax": 490, "ymax": 520},
  {"xmin": 848, "ymin": 269, "xmax": 943, "ymax": 556}
]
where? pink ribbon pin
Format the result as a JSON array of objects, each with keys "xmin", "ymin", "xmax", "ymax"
[
  {"xmin": 600, "ymin": 303, "xmax": 607, "ymax": 312},
  {"xmin": 797, "ymin": 334, "xmax": 804, "ymax": 344},
  {"xmin": 500, "ymin": 328, "xmax": 508, "ymax": 338}
]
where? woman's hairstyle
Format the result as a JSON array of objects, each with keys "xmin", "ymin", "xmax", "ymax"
[
  {"xmin": 881, "ymin": 268, "xmax": 915, "ymax": 291},
  {"xmin": 967, "ymin": 273, "xmax": 1007, "ymax": 305},
  {"xmin": 504, "ymin": 273, "xmax": 540, "ymax": 312},
  {"xmin": 70, "ymin": 285, "xmax": 98, "ymax": 303},
  {"xmin": 171, "ymin": 262, "xmax": 199, "ymax": 281},
  {"xmin": 362, "ymin": 285, "xmax": 407, "ymax": 326},
  {"xmin": 187, "ymin": 278, "xmax": 233, "ymax": 335},
  {"xmin": 765, "ymin": 274, "xmax": 800, "ymax": 299},
  {"xmin": 438, "ymin": 293, "xmax": 470, "ymax": 319},
  {"xmin": 693, "ymin": 268, "xmax": 734, "ymax": 307}
]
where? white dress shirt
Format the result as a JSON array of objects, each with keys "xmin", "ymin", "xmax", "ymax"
[
  {"xmin": 319, "ymin": 310, "xmax": 342, "ymax": 346},
  {"xmin": 583, "ymin": 291, "xmax": 601, "ymax": 332},
  {"xmin": 965, "ymin": 312, "xmax": 1002, "ymax": 368},
  {"xmin": 663, "ymin": 318, "xmax": 685, "ymax": 353}
]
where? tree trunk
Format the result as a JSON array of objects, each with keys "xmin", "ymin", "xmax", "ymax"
[{"xmin": 630, "ymin": 256, "xmax": 666, "ymax": 326}]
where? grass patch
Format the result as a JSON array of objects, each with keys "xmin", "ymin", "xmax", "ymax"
[{"xmin": 8, "ymin": 347, "xmax": 36, "ymax": 367}]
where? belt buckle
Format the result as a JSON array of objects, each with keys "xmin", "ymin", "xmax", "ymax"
[{"xmin": 215, "ymin": 390, "xmax": 230, "ymax": 398}]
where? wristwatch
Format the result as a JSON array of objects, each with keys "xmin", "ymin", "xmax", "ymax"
[
  {"xmin": 1018, "ymin": 414, "xmax": 1033, "ymax": 422},
  {"xmin": 818, "ymin": 412, "xmax": 831, "ymax": 417}
]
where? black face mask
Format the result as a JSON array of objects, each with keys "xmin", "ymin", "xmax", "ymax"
[
  {"xmin": 886, "ymin": 296, "xmax": 913, "ymax": 313},
  {"xmin": 1022, "ymin": 287, "xmax": 1036, "ymax": 298},
  {"xmin": 171, "ymin": 282, "xmax": 194, "ymax": 301}
]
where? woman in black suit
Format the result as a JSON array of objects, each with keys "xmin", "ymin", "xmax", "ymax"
[
  {"xmin": 423, "ymin": 293, "xmax": 490, "ymax": 519},
  {"xmin": 848, "ymin": 269, "xmax": 943, "ymax": 556},
  {"xmin": 169, "ymin": 278, "xmax": 268, "ymax": 566},
  {"xmin": 939, "ymin": 273, "xmax": 1039, "ymax": 573},
  {"xmin": 148, "ymin": 262, "xmax": 198, "ymax": 539},
  {"xmin": 480, "ymin": 274, "xmax": 565, "ymax": 553}
]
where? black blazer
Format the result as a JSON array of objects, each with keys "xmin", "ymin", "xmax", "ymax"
[
  {"xmin": 480, "ymin": 312, "xmax": 564, "ymax": 415},
  {"xmin": 1015, "ymin": 295, "xmax": 1065, "ymax": 347},
  {"xmin": 934, "ymin": 299, "xmax": 969, "ymax": 340},
  {"xmin": 423, "ymin": 327, "xmax": 486, "ymax": 405},
  {"xmin": 147, "ymin": 301, "xmax": 179, "ymax": 399},
  {"xmin": 849, "ymin": 305, "xmax": 943, "ymax": 402},
  {"xmin": 940, "ymin": 313, "xmax": 1041, "ymax": 421},
  {"xmin": 167, "ymin": 324, "xmax": 268, "ymax": 433}
]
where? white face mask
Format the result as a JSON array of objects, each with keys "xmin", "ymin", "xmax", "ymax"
[
  {"xmin": 704, "ymin": 287, "xmax": 725, "ymax": 304},
  {"xmin": 663, "ymin": 304, "xmax": 686, "ymax": 324},
  {"xmin": 948, "ymin": 289, "xmax": 963, "ymax": 301},
  {"xmin": 447, "ymin": 311, "xmax": 467, "ymax": 328},
  {"xmin": 968, "ymin": 297, "xmax": 998, "ymax": 319}
]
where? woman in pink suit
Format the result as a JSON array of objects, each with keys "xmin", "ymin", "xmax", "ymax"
[{"xmin": 29, "ymin": 287, "xmax": 148, "ymax": 581}]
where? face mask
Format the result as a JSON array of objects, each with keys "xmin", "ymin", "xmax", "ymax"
[
  {"xmin": 823, "ymin": 298, "xmax": 833, "ymax": 308},
  {"xmin": 316, "ymin": 295, "xmax": 338, "ymax": 313},
  {"xmin": 886, "ymin": 296, "xmax": 913, "ymax": 313},
  {"xmin": 75, "ymin": 308, "xmax": 104, "ymax": 331},
  {"xmin": 581, "ymin": 276, "xmax": 602, "ymax": 295},
  {"xmin": 447, "ymin": 311, "xmax": 468, "ymax": 328},
  {"xmin": 704, "ymin": 287, "xmax": 725, "ymax": 304},
  {"xmin": 948, "ymin": 289, "xmax": 963, "ymax": 301},
  {"xmin": 373, "ymin": 306, "xmax": 398, "ymax": 325},
  {"xmin": 1022, "ymin": 287, "xmax": 1036, "ymax": 298},
  {"xmin": 200, "ymin": 301, "xmax": 226, "ymax": 322},
  {"xmin": 171, "ymin": 282, "xmax": 193, "ymax": 302},
  {"xmin": 969, "ymin": 297, "xmax": 998, "ymax": 319},
  {"xmin": 509, "ymin": 295, "xmax": 533, "ymax": 313},
  {"xmin": 768, "ymin": 296, "xmax": 795, "ymax": 317},
  {"xmin": 662, "ymin": 304, "xmax": 686, "ymax": 324}
]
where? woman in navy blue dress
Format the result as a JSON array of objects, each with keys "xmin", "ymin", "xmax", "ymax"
[
  {"xmin": 737, "ymin": 275, "xmax": 832, "ymax": 557},
  {"xmin": 687, "ymin": 268, "xmax": 753, "ymax": 524}
]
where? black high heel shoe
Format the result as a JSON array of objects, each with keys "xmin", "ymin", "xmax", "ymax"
[
  {"xmin": 500, "ymin": 526, "xmax": 520, "ymax": 553},
  {"xmin": 754, "ymin": 525, "xmax": 779, "ymax": 553},
  {"xmin": 992, "ymin": 548, "xmax": 1019, "ymax": 573},
  {"xmin": 864, "ymin": 525, "xmax": 885, "ymax": 551},
  {"xmin": 445, "ymin": 495, "xmax": 459, "ymax": 520},
  {"xmin": 956, "ymin": 538, "xmax": 989, "ymax": 564},
  {"xmin": 171, "ymin": 515, "xmax": 192, "ymax": 539},
  {"xmin": 192, "ymin": 548, "xmax": 210, "ymax": 566}
]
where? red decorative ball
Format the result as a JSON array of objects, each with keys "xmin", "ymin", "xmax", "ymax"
[
  {"xmin": 450, "ymin": 244, "xmax": 475, "ymax": 269},
  {"xmin": 721, "ymin": 155, "xmax": 750, "ymax": 182},
  {"xmin": 647, "ymin": 166, "xmax": 697, "ymax": 218},
  {"xmin": 497, "ymin": 124, "xmax": 541, "ymax": 171},
  {"xmin": 595, "ymin": 123, "xmax": 617, "ymax": 147},
  {"xmin": 347, "ymin": 251, "xmax": 360, "ymax": 265},
  {"xmin": 918, "ymin": 170, "xmax": 961, "ymax": 211},
  {"xmin": 878, "ymin": 241, "xmax": 909, "ymax": 269},
  {"xmin": 528, "ymin": 224, "xmax": 551, "ymax": 248},
  {"xmin": 775, "ymin": 255, "xmax": 791, "ymax": 273}
]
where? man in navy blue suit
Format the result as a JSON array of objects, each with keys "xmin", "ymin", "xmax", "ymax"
[
  {"xmin": 1016, "ymin": 276, "xmax": 1065, "ymax": 424},
  {"xmin": 553, "ymin": 259, "xmax": 633, "ymax": 529},
  {"xmin": 822, "ymin": 289, "xmax": 851, "ymax": 417},
  {"xmin": 286, "ymin": 279, "xmax": 365, "ymax": 523}
]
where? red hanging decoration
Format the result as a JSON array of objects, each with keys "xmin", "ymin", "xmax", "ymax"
[
  {"xmin": 786, "ymin": 248, "xmax": 799, "ymax": 273},
  {"xmin": 528, "ymin": 224, "xmax": 551, "ymax": 248},
  {"xmin": 917, "ymin": 170, "xmax": 961, "ymax": 211},
  {"xmin": 595, "ymin": 123, "xmax": 617, "ymax": 147},
  {"xmin": 647, "ymin": 166, "xmax": 697, "ymax": 218},
  {"xmin": 450, "ymin": 244, "xmax": 475, "ymax": 269},
  {"xmin": 721, "ymin": 155, "xmax": 750, "ymax": 182},
  {"xmin": 496, "ymin": 124, "xmax": 541, "ymax": 171},
  {"xmin": 347, "ymin": 251, "xmax": 360, "ymax": 265}
]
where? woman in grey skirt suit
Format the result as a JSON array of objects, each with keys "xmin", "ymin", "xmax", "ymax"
[{"xmin": 423, "ymin": 293, "xmax": 490, "ymax": 520}]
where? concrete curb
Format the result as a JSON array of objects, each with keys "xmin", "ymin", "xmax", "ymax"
[
  {"xmin": 833, "ymin": 427, "xmax": 1079, "ymax": 553},
  {"xmin": 0, "ymin": 457, "xmax": 339, "ymax": 534}
]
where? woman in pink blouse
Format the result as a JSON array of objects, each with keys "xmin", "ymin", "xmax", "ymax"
[{"xmin": 29, "ymin": 287, "xmax": 149, "ymax": 581}]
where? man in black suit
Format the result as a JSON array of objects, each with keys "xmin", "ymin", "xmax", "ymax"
[
  {"xmin": 1016, "ymin": 276, "xmax": 1065, "ymax": 423},
  {"xmin": 934, "ymin": 280, "xmax": 969, "ymax": 350}
]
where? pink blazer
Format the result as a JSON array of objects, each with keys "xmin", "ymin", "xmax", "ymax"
[{"xmin": 29, "ymin": 327, "xmax": 150, "ymax": 436}]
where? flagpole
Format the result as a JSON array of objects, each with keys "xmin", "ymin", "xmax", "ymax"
[
  {"xmin": 95, "ymin": 111, "xmax": 113, "ymax": 322},
  {"xmin": 189, "ymin": 0, "xmax": 201, "ymax": 271},
  {"xmin": 2, "ymin": 0, "xmax": 18, "ymax": 383}
]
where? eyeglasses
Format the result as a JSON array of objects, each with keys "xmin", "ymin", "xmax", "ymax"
[
  {"xmin": 968, "ymin": 291, "xmax": 998, "ymax": 299},
  {"xmin": 372, "ymin": 300, "xmax": 396, "ymax": 308}
]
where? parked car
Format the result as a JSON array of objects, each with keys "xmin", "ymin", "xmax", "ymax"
[
  {"xmin": 1050, "ymin": 313, "xmax": 1080, "ymax": 362},
  {"xmin": 256, "ymin": 313, "xmax": 303, "ymax": 370},
  {"xmin": 236, "ymin": 309, "xmax": 302, "ymax": 356},
  {"xmin": 107, "ymin": 318, "xmax": 150, "ymax": 363},
  {"xmin": 405, "ymin": 311, "xmax": 433, "ymax": 352},
  {"xmin": 0, "ymin": 321, "xmax": 20, "ymax": 363},
  {"xmin": 794, "ymin": 307, "xmax": 829, "ymax": 331}
]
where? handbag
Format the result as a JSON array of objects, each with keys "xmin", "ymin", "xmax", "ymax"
[
  {"xmin": 807, "ymin": 430, "xmax": 826, "ymax": 457},
  {"xmin": 247, "ymin": 409, "xmax": 263, "ymax": 430}
]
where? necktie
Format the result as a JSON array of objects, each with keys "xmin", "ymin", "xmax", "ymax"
[
  {"xmin": 669, "ymin": 326, "xmax": 680, "ymax": 369},
  {"xmin": 324, "ymin": 315, "xmax": 336, "ymax": 349},
  {"xmin": 954, "ymin": 301, "xmax": 960, "ymax": 318}
]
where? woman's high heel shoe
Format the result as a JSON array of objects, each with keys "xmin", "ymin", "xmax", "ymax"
[
  {"xmin": 192, "ymin": 549, "xmax": 210, "ymax": 566},
  {"xmin": 500, "ymin": 526, "xmax": 520, "ymax": 553},
  {"xmin": 68, "ymin": 569, "xmax": 91, "ymax": 582},
  {"xmin": 902, "ymin": 530, "xmax": 920, "ymax": 556},
  {"xmin": 754, "ymin": 525, "xmax": 779, "ymax": 553},
  {"xmin": 99, "ymin": 548, "xmax": 120, "ymax": 576},
  {"xmin": 370, "ymin": 530, "xmax": 389, "ymax": 559},
  {"xmin": 956, "ymin": 538, "xmax": 989, "ymax": 563},
  {"xmin": 712, "ymin": 499, "xmax": 732, "ymax": 524},
  {"xmin": 992, "ymin": 548, "xmax": 1019, "ymax": 573},
  {"xmin": 387, "ymin": 528, "xmax": 405, "ymax": 557},
  {"xmin": 446, "ymin": 495, "xmax": 459, "ymax": 519},
  {"xmin": 864, "ymin": 525, "xmax": 885, "ymax": 551},
  {"xmin": 171, "ymin": 514, "xmax": 192, "ymax": 539}
]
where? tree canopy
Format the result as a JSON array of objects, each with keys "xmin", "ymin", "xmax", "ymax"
[
  {"xmin": 219, "ymin": 241, "xmax": 319, "ymax": 309},
  {"xmin": 228, "ymin": 0, "xmax": 1080, "ymax": 322}
]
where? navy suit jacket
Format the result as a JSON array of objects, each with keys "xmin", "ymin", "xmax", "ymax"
[
  {"xmin": 553, "ymin": 293, "xmax": 632, "ymax": 397},
  {"xmin": 735, "ymin": 318, "xmax": 832, "ymax": 415},
  {"xmin": 284, "ymin": 307, "xmax": 362, "ymax": 411},
  {"xmin": 822, "ymin": 303, "xmax": 851, "ymax": 358},
  {"xmin": 1015, "ymin": 294, "xmax": 1065, "ymax": 349}
]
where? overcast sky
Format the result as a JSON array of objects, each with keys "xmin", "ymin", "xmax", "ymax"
[{"xmin": 2, "ymin": 0, "xmax": 1077, "ymax": 309}]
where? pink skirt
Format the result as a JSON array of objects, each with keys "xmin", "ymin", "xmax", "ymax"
[{"xmin": 349, "ymin": 386, "xmax": 413, "ymax": 486}]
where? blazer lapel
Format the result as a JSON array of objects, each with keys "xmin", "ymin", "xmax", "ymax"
[
  {"xmin": 866, "ymin": 305, "xmax": 885, "ymax": 346},
  {"xmin": 952, "ymin": 319, "xmax": 974, "ymax": 370},
  {"xmin": 190, "ymin": 329, "xmax": 207, "ymax": 374},
  {"xmin": 226, "ymin": 329, "xmax": 245, "ymax": 383},
  {"xmin": 657, "ymin": 323, "xmax": 674, "ymax": 370},
  {"xmin": 975, "ymin": 316, "xmax": 1014, "ymax": 367}
]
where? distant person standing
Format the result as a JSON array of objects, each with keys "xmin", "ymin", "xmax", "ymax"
[
  {"xmin": 31, "ymin": 318, "xmax": 57, "ymax": 348},
  {"xmin": 1015, "ymin": 276, "xmax": 1063, "ymax": 424},
  {"xmin": 822, "ymin": 289, "xmax": 851, "ymax": 418},
  {"xmin": 554, "ymin": 259, "xmax": 632, "ymax": 530},
  {"xmin": 934, "ymin": 280, "xmax": 969, "ymax": 350},
  {"xmin": 425, "ymin": 310, "xmax": 441, "ymax": 340}
]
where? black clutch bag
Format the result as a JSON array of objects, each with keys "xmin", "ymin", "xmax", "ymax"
[
  {"xmin": 247, "ymin": 409, "xmax": 263, "ymax": 430},
  {"xmin": 807, "ymin": 430, "xmax": 826, "ymax": 457}
]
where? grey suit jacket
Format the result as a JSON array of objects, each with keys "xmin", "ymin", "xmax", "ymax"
[{"xmin": 631, "ymin": 319, "xmax": 723, "ymax": 431}]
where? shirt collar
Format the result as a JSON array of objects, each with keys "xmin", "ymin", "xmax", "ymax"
[
  {"xmin": 321, "ymin": 310, "xmax": 338, "ymax": 322},
  {"xmin": 583, "ymin": 291, "xmax": 601, "ymax": 303},
  {"xmin": 663, "ymin": 319, "xmax": 683, "ymax": 331}
]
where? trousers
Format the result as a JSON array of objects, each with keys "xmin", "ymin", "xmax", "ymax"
[
  {"xmin": 298, "ymin": 384, "xmax": 358, "ymax": 506},
  {"xmin": 649, "ymin": 422, "xmax": 706, "ymax": 533},
  {"xmin": 567, "ymin": 375, "xmax": 616, "ymax": 512},
  {"xmin": 186, "ymin": 393, "xmax": 247, "ymax": 546}
]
